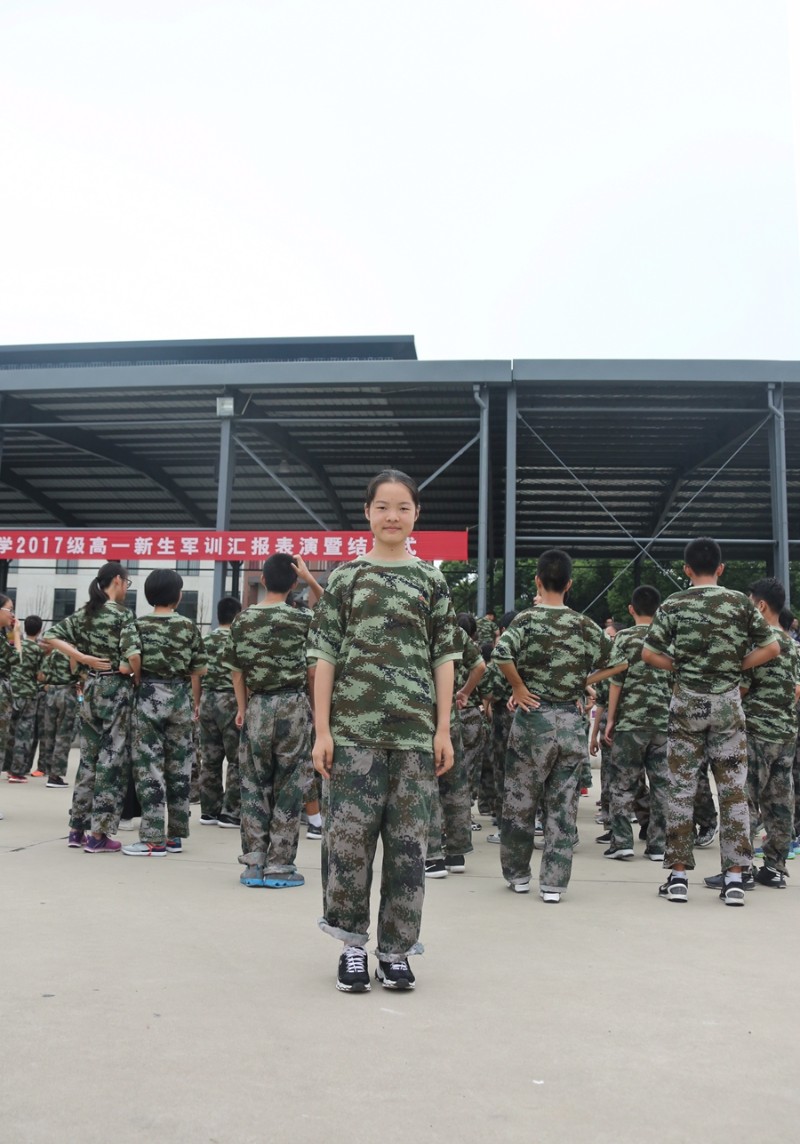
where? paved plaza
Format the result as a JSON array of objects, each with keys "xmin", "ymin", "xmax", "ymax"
[{"xmin": 2, "ymin": 754, "xmax": 798, "ymax": 1144}]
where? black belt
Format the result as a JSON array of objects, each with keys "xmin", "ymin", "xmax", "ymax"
[
  {"xmin": 141, "ymin": 675, "xmax": 188, "ymax": 683},
  {"xmin": 87, "ymin": 670, "xmax": 120, "ymax": 677}
]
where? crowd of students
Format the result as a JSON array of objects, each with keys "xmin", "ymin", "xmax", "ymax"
[{"xmin": 1, "ymin": 470, "xmax": 799, "ymax": 995}]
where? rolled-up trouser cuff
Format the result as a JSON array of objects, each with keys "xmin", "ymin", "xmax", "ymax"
[
  {"xmin": 318, "ymin": 917, "xmax": 369, "ymax": 946},
  {"xmin": 375, "ymin": 942, "xmax": 424, "ymax": 961},
  {"xmin": 539, "ymin": 883, "xmax": 567, "ymax": 894},
  {"xmin": 239, "ymin": 850, "xmax": 266, "ymax": 867}
]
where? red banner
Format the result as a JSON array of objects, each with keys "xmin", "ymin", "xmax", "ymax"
[{"xmin": 0, "ymin": 530, "xmax": 468, "ymax": 563}]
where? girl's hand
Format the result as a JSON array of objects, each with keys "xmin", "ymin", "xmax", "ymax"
[
  {"xmin": 589, "ymin": 734, "xmax": 601, "ymax": 757},
  {"xmin": 235, "ymin": 709, "xmax": 246, "ymax": 730},
  {"xmin": 433, "ymin": 729, "xmax": 454, "ymax": 776},
  {"xmin": 511, "ymin": 683, "xmax": 540, "ymax": 713},
  {"xmin": 313, "ymin": 731, "xmax": 334, "ymax": 778},
  {"xmin": 603, "ymin": 720, "xmax": 615, "ymax": 747},
  {"xmin": 83, "ymin": 655, "xmax": 112, "ymax": 672}
]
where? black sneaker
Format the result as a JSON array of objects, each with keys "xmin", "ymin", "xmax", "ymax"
[
  {"xmin": 217, "ymin": 813, "xmax": 240, "ymax": 828},
  {"xmin": 638, "ymin": 825, "xmax": 648, "ymax": 842},
  {"xmin": 643, "ymin": 847, "xmax": 666, "ymax": 862},
  {"xmin": 306, "ymin": 822, "xmax": 322, "ymax": 840},
  {"xmin": 753, "ymin": 864, "xmax": 787, "ymax": 889},
  {"xmin": 337, "ymin": 947, "xmax": 370, "ymax": 993},
  {"xmin": 444, "ymin": 854, "xmax": 465, "ymax": 873},
  {"xmin": 658, "ymin": 873, "xmax": 688, "ymax": 902},
  {"xmin": 719, "ymin": 876, "xmax": 746, "ymax": 906},
  {"xmin": 199, "ymin": 814, "xmax": 218, "ymax": 826},
  {"xmin": 425, "ymin": 858, "xmax": 447, "ymax": 878},
  {"xmin": 46, "ymin": 776, "xmax": 68, "ymax": 788},
  {"xmin": 604, "ymin": 845, "xmax": 634, "ymax": 860},
  {"xmin": 595, "ymin": 831, "xmax": 612, "ymax": 845},
  {"xmin": 694, "ymin": 825, "xmax": 718, "ymax": 849},
  {"xmin": 703, "ymin": 870, "xmax": 755, "ymax": 891},
  {"xmin": 375, "ymin": 958, "xmax": 416, "ymax": 990}
]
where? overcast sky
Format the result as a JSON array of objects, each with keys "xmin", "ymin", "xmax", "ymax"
[{"xmin": 1, "ymin": 0, "xmax": 798, "ymax": 361}]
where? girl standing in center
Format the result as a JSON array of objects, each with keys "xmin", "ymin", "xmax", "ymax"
[{"xmin": 309, "ymin": 469, "xmax": 460, "ymax": 994}]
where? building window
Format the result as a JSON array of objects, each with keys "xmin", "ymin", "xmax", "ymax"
[
  {"xmin": 5, "ymin": 587, "xmax": 17, "ymax": 607},
  {"xmin": 55, "ymin": 560, "xmax": 79, "ymax": 574},
  {"xmin": 52, "ymin": 589, "xmax": 76, "ymax": 624},
  {"xmin": 176, "ymin": 561, "xmax": 200, "ymax": 577},
  {"xmin": 126, "ymin": 560, "xmax": 139, "ymax": 575},
  {"xmin": 123, "ymin": 590, "xmax": 138, "ymax": 614},
  {"xmin": 176, "ymin": 591, "xmax": 198, "ymax": 622}
]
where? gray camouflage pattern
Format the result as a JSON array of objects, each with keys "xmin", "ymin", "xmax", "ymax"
[
  {"xmin": 39, "ymin": 683, "xmax": 79, "ymax": 779},
  {"xmin": 493, "ymin": 607, "xmax": 611, "ymax": 703},
  {"xmin": 131, "ymin": 678, "xmax": 195, "ymax": 843},
  {"xmin": 746, "ymin": 735, "xmax": 794, "ymax": 872},
  {"xmin": 69, "ymin": 674, "xmax": 134, "ymax": 835},
  {"xmin": 609, "ymin": 730, "xmax": 667, "ymax": 853},
  {"xmin": 428, "ymin": 715, "xmax": 473, "ymax": 860},
  {"xmin": 198, "ymin": 690, "xmax": 241, "ymax": 819}
]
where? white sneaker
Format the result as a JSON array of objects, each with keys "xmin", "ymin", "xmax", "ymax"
[
  {"xmin": 509, "ymin": 880, "xmax": 530, "ymax": 893},
  {"xmin": 486, "ymin": 832, "xmax": 501, "ymax": 844},
  {"xmin": 539, "ymin": 889, "xmax": 561, "ymax": 904}
]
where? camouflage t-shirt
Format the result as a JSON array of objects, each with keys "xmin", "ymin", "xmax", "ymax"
[
  {"xmin": 475, "ymin": 617, "xmax": 499, "ymax": 645},
  {"xmin": 226, "ymin": 602, "xmax": 312, "ymax": 693},
  {"xmin": 455, "ymin": 627, "xmax": 484, "ymax": 707},
  {"xmin": 42, "ymin": 649, "xmax": 78, "ymax": 686},
  {"xmin": 607, "ymin": 624, "xmax": 671, "ymax": 732},
  {"xmin": 742, "ymin": 629, "xmax": 800, "ymax": 742},
  {"xmin": 47, "ymin": 600, "xmax": 141, "ymax": 669},
  {"xmin": 493, "ymin": 605, "xmax": 612, "ymax": 703},
  {"xmin": 307, "ymin": 555, "xmax": 460, "ymax": 751},
  {"xmin": 482, "ymin": 660, "xmax": 512, "ymax": 705},
  {"xmin": 137, "ymin": 613, "xmax": 206, "ymax": 678},
  {"xmin": 644, "ymin": 585, "xmax": 777, "ymax": 695},
  {"xmin": 202, "ymin": 627, "xmax": 235, "ymax": 691},
  {"xmin": 0, "ymin": 632, "xmax": 19, "ymax": 680},
  {"xmin": 10, "ymin": 639, "xmax": 44, "ymax": 700}
]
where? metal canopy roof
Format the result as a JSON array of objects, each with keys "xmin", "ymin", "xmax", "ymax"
[{"xmin": 0, "ymin": 340, "xmax": 797, "ymax": 568}]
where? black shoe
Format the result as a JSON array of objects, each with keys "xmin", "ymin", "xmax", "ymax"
[
  {"xmin": 604, "ymin": 845, "xmax": 634, "ymax": 860},
  {"xmin": 753, "ymin": 864, "xmax": 787, "ymax": 889},
  {"xmin": 217, "ymin": 813, "xmax": 241, "ymax": 829},
  {"xmin": 444, "ymin": 854, "xmax": 465, "ymax": 873},
  {"xmin": 595, "ymin": 831, "xmax": 612, "ymax": 845},
  {"xmin": 306, "ymin": 822, "xmax": 322, "ymax": 840},
  {"xmin": 337, "ymin": 947, "xmax": 370, "ymax": 993},
  {"xmin": 658, "ymin": 873, "xmax": 688, "ymax": 902},
  {"xmin": 375, "ymin": 958, "xmax": 416, "ymax": 990},
  {"xmin": 425, "ymin": 858, "xmax": 447, "ymax": 879},
  {"xmin": 638, "ymin": 825, "xmax": 648, "ymax": 842},
  {"xmin": 719, "ymin": 876, "xmax": 746, "ymax": 906},
  {"xmin": 199, "ymin": 814, "xmax": 218, "ymax": 825},
  {"xmin": 704, "ymin": 870, "xmax": 755, "ymax": 891},
  {"xmin": 46, "ymin": 775, "xmax": 68, "ymax": 788},
  {"xmin": 694, "ymin": 825, "xmax": 718, "ymax": 849}
]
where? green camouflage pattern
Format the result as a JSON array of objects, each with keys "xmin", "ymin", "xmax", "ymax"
[
  {"xmin": 0, "ymin": 631, "xmax": 19, "ymax": 679},
  {"xmin": 307, "ymin": 556, "xmax": 460, "ymax": 752},
  {"xmin": 137, "ymin": 613, "xmax": 206, "ymax": 679},
  {"xmin": 43, "ymin": 649, "xmax": 78, "ymax": 686},
  {"xmin": 500, "ymin": 702, "xmax": 586, "ymax": 892},
  {"xmin": 793, "ymin": 727, "xmax": 800, "ymax": 838},
  {"xmin": 746, "ymin": 734, "xmax": 794, "ymax": 872},
  {"xmin": 198, "ymin": 690, "xmax": 241, "ymax": 818},
  {"xmin": 319, "ymin": 745, "xmax": 435, "ymax": 959},
  {"xmin": 454, "ymin": 627, "xmax": 484, "ymax": 702},
  {"xmin": 201, "ymin": 626, "xmax": 236, "ymax": 692},
  {"xmin": 491, "ymin": 704, "xmax": 514, "ymax": 819},
  {"xmin": 69, "ymin": 674, "xmax": 134, "ymax": 835},
  {"xmin": 39, "ymin": 682, "xmax": 79, "ymax": 779},
  {"xmin": 607, "ymin": 625, "xmax": 671, "ymax": 732},
  {"xmin": 493, "ymin": 606, "xmax": 611, "ymax": 702},
  {"xmin": 131, "ymin": 678, "xmax": 195, "ymax": 842},
  {"xmin": 0, "ymin": 678, "xmax": 13, "ymax": 762},
  {"xmin": 427, "ymin": 715, "xmax": 473, "ymax": 860},
  {"xmin": 645, "ymin": 585, "xmax": 776, "ymax": 695},
  {"xmin": 482, "ymin": 660, "xmax": 512, "ymax": 705},
  {"xmin": 47, "ymin": 600, "xmax": 140, "ymax": 668},
  {"xmin": 9, "ymin": 694, "xmax": 41, "ymax": 776},
  {"xmin": 664, "ymin": 683, "xmax": 750, "ymax": 871},
  {"xmin": 742, "ymin": 629, "xmax": 800, "ymax": 742},
  {"xmin": 608, "ymin": 729, "xmax": 668, "ymax": 853},
  {"xmin": 459, "ymin": 704, "xmax": 488, "ymax": 797},
  {"xmin": 238, "ymin": 691, "xmax": 313, "ymax": 870},
  {"xmin": 227, "ymin": 603, "xmax": 312, "ymax": 693},
  {"xmin": 10, "ymin": 639, "xmax": 44, "ymax": 701},
  {"xmin": 475, "ymin": 617, "xmax": 499, "ymax": 645}
]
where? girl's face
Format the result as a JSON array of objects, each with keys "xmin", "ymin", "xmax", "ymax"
[
  {"xmin": 0, "ymin": 600, "xmax": 15, "ymax": 629},
  {"xmin": 107, "ymin": 575, "xmax": 129, "ymax": 604},
  {"xmin": 365, "ymin": 481, "xmax": 419, "ymax": 548}
]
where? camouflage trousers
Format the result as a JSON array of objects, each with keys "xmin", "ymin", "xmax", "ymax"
[
  {"xmin": 428, "ymin": 718, "xmax": 473, "ymax": 860},
  {"xmin": 198, "ymin": 690, "xmax": 241, "ymax": 819},
  {"xmin": 664, "ymin": 684, "xmax": 750, "ymax": 872},
  {"xmin": 320, "ymin": 744, "xmax": 435, "ymax": 960},
  {"xmin": 746, "ymin": 735, "xmax": 795, "ymax": 873},
  {"xmin": 492, "ymin": 705, "xmax": 514, "ymax": 820},
  {"xmin": 39, "ymin": 685, "xmax": 78, "ymax": 779},
  {"xmin": 132, "ymin": 679, "xmax": 196, "ymax": 844},
  {"xmin": 70, "ymin": 674, "xmax": 133, "ymax": 836},
  {"xmin": 694, "ymin": 761, "xmax": 718, "ymax": 832},
  {"xmin": 794, "ymin": 732, "xmax": 800, "ymax": 839},
  {"xmin": 609, "ymin": 730, "xmax": 668, "ymax": 853},
  {"xmin": 9, "ymin": 694, "xmax": 41, "ymax": 776},
  {"xmin": 459, "ymin": 704, "xmax": 487, "ymax": 799},
  {"xmin": 501, "ymin": 702, "xmax": 585, "ymax": 893},
  {"xmin": 476, "ymin": 717, "xmax": 496, "ymax": 814},
  {"xmin": 239, "ymin": 691, "xmax": 312, "ymax": 871},
  {"xmin": 0, "ymin": 679, "xmax": 12, "ymax": 766}
]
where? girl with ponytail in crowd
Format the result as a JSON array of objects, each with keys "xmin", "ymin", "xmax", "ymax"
[
  {"xmin": 0, "ymin": 595, "xmax": 22, "ymax": 818},
  {"xmin": 44, "ymin": 563, "xmax": 141, "ymax": 853}
]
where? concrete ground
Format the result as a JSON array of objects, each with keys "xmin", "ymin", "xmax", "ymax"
[{"xmin": 1, "ymin": 754, "xmax": 798, "ymax": 1144}]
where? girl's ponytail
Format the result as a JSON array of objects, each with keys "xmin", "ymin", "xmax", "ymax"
[{"xmin": 84, "ymin": 562, "xmax": 127, "ymax": 619}]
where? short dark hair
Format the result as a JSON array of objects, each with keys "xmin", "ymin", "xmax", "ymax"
[
  {"xmin": 778, "ymin": 607, "xmax": 794, "ymax": 632},
  {"xmin": 457, "ymin": 612, "xmax": 477, "ymax": 637},
  {"xmin": 536, "ymin": 549, "xmax": 572, "ymax": 593},
  {"xmin": 262, "ymin": 553, "xmax": 297, "ymax": 594},
  {"xmin": 217, "ymin": 596, "xmax": 242, "ymax": 625},
  {"xmin": 144, "ymin": 569, "xmax": 183, "ymax": 607},
  {"xmin": 24, "ymin": 614, "xmax": 43, "ymax": 637},
  {"xmin": 631, "ymin": 585, "xmax": 661, "ymax": 617},
  {"xmin": 480, "ymin": 641, "xmax": 495, "ymax": 663},
  {"xmin": 499, "ymin": 609, "xmax": 518, "ymax": 631},
  {"xmin": 749, "ymin": 577, "xmax": 785, "ymax": 615},
  {"xmin": 684, "ymin": 537, "xmax": 722, "ymax": 576}
]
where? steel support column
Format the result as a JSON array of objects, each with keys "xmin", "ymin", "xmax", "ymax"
[
  {"xmin": 474, "ymin": 386, "xmax": 490, "ymax": 616},
  {"xmin": 211, "ymin": 417, "xmax": 236, "ymax": 615},
  {"xmin": 504, "ymin": 383, "xmax": 517, "ymax": 611},
  {"xmin": 767, "ymin": 383, "xmax": 791, "ymax": 602}
]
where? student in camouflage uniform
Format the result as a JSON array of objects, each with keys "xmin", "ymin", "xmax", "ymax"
[
  {"xmin": 38, "ymin": 649, "xmax": 80, "ymax": 788},
  {"xmin": 426, "ymin": 620, "xmax": 485, "ymax": 876},
  {"xmin": 122, "ymin": 570, "xmax": 206, "ymax": 857},
  {"xmin": 198, "ymin": 595, "xmax": 243, "ymax": 828},
  {"xmin": 475, "ymin": 612, "xmax": 498, "ymax": 646},
  {"xmin": 739, "ymin": 578, "xmax": 800, "ymax": 888},
  {"xmin": 7, "ymin": 615, "xmax": 44, "ymax": 780},
  {"xmin": 484, "ymin": 610, "xmax": 519, "ymax": 842},
  {"xmin": 454, "ymin": 615, "xmax": 489, "ymax": 819},
  {"xmin": 643, "ymin": 538, "xmax": 779, "ymax": 905},
  {"xmin": 474, "ymin": 642, "xmax": 496, "ymax": 813},
  {"xmin": 310, "ymin": 470, "xmax": 460, "ymax": 993},
  {"xmin": 601, "ymin": 586, "xmax": 671, "ymax": 862},
  {"xmin": 227, "ymin": 554, "xmax": 322, "ymax": 888},
  {"xmin": 0, "ymin": 596, "xmax": 22, "ymax": 807},
  {"xmin": 45, "ymin": 562, "xmax": 141, "ymax": 853},
  {"xmin": 494, "ymin": 551, "xmax": 611, "ymax": 903}
]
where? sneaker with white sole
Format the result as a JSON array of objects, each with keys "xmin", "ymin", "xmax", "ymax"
[
  {"xmin": 658, "ymin": 873, "xmax": 688, "ymax": 902},
  {"xmin": 375, "ymin": 958, "xmax": 415, "ymax": 990},
  {"xmin": 694, "ymin": 825, "xmax": 718, "ymax": 849},
  {"xmin": 486, "ymin": 832, "xmax": 501, "ymax": 844},
  {"xmin": 753, "ymin": 864, "xmax": 787, "ymax": 889},
  {"xmin": 539, "ymin": 889, "xmax": 561, "ymax": 903},
  {"xmin": 46, "ymin": 776, "xmax": 69, "ymax": 789},
  {"xmin": 604, "ymin": 845, "xmax": 634, "ymax": 860},
  {"xmin": 444, "ymin": 855, "xmax": 465, "ymax": 873},
  {"xmin": 306, "ymin": 823, "xmax": 322, "ymax": 840},
  {"xmin": 217, "ymin": 813, "xmax": 240, "ymax": 829},
  {"xmin": 117, "ymin": 818, "xmax": 137, "ymax": 831},
  {"xmin": 199, "ymin": 814, "xmax": 218, "ymax": 826},
  {"xmin": 121, "ymin": 840, "xmax": 166, "ymax": 857},
  {"xmin": 425, "ymin": 858, "xmax": 447, "ymax": 878},
  {"xmin": 509, "ymin": 880, "xmax": 530, "ymax": 893},
  {"xmin": 643, "ymin": 847, "xmax": 665, "ymax": 862},
  {"xmin": 719, "ymin": 876, "xmax": 746, "ymax": 905},
  {"xmin": 337, "ymin": 947, "xmax": 370, "ymax": 993}
]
